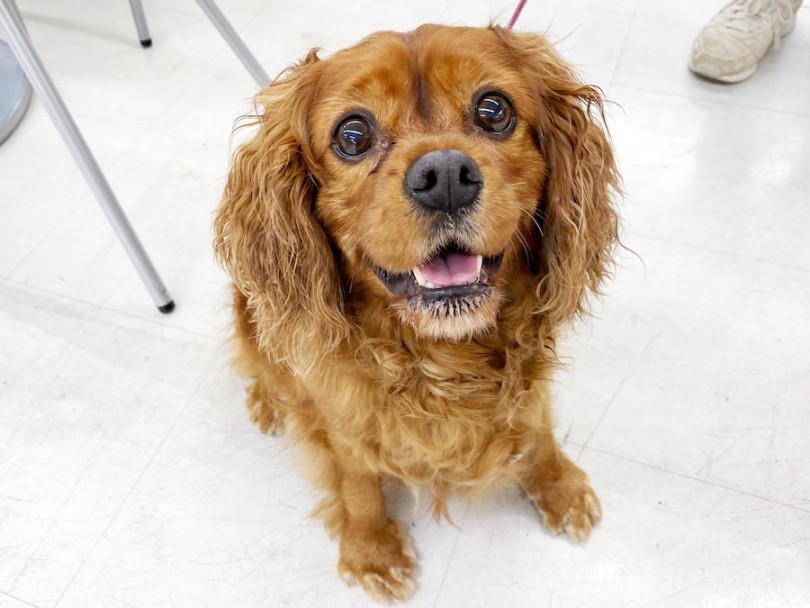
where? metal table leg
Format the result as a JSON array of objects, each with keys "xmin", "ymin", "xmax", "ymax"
[
  {"xmin": 194, "ymin": 0, "xmax": 270, "ymax": 88},
  {"xmin": 0, "ymin": 0, "xmax": 175, "ymax": 313},
  {"xmin": 128, "ymin": 0, "xmax": 152, "ymax": 48}
]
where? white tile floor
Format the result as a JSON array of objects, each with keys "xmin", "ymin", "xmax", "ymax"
[{"xmin": 1, "ymin": 1, "xmax": 809, "ymax": 606}]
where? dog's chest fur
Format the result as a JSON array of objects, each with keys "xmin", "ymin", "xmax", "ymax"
[{"xmin": 317, "ymin": 332, "xmax": 552, "ymax": 494}]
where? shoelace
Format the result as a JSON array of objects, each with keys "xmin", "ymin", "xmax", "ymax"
[{"xmin": 721, "ymin": 0, "xmax": 796, "ymax": 49}]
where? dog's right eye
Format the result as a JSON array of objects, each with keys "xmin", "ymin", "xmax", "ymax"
[
  {"xmin": 333, "ymin": 116, "xmax": 374, "ymax": 158},
  {"xmin": 473, "ymin": 92, "xmax": 516, "ymax": 138}
]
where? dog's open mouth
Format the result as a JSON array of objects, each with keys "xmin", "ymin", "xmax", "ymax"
[{"xmin": 372, "ymin": 242, "xmax": 504, "ymax": 314}]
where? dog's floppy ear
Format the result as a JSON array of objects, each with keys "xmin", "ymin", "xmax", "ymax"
[
  {"xmin": 214, "ymin": 51, "xmax": 349, "ymax": 372},
  {"xmin": 494, "ymin": 27, "xmax": 621, "ymax": 326}
]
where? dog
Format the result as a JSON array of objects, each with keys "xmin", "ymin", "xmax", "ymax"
[{"xmin": 214, "ymin": 24, "xmax": 620, "ymax": 602}]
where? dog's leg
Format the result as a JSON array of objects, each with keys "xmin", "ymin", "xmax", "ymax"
[
  {"xmin": 306, "ymin": 434, "xmax": 416, "ymax": 602},
  {"xmin": 236, "ymin": 341, "xmax": 287, "ymax": 435},
  {"xmin": 522, "ymin": 429, "xmax": 602, "ymax": 542},
  {"xmin": 336, "ymin": 465, "xmax": 417, "ymax": 602},
  {"xmin": 232, "ymin": 288, "xmax": 287, "ymax": 434}
]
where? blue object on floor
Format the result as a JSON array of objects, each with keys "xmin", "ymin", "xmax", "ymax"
[{"xmin": 0, "ymin": 38, "xmax": 31, "ymax": 144}]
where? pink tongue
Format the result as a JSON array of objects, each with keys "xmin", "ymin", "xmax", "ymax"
[{"xmin": 419, "ymin": 252, "xmax": 479, "ymax": 287}]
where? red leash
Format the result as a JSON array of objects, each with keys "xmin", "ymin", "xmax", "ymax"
[{"xmin": 506, "ymin": 0, "xmax": 528, "ymax": 29}]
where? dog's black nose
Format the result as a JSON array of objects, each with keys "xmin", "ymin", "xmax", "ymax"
[{"xmin": 405, "ymin": 149, "xmax": 482, "ymax": 214}]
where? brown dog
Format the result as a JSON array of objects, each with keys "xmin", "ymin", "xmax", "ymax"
[{"xmin": 214, "ymin": 24, "xmax": 620, "ymax": 602}]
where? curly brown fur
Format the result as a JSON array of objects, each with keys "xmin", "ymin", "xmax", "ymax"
[{"xmin": 214, "ymin": 24, "xmax": 620, "ymax": 602}]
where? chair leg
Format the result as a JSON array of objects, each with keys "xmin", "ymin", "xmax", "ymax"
[
  {"xmin": 128, "ymin": 0, "xmax": 152, "ymax": 48},
  {"xmin": 193, "ymin": 0, "xmax": 269, "ymax": 88},
  {"xmin": 0, "ymin": 0, "xmax": 175, "ymax": 313}
]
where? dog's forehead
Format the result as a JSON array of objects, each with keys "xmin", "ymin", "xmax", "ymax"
[{"xmin": 312, "ymin": 26, "xmax": 528, "ymax": 133}]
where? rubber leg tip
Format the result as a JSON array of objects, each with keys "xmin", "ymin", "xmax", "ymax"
[
  {"xmin": 158, "ymin": 300, "xmax": 175, "ymax": 314},
  {"xmin": 140, "ymin": 38, "xmax": 152, "ymax": 48}
]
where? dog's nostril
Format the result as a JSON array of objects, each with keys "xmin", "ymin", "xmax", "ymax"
[
  {"xmin": 405, "ymin": 149, "xmax": 482, "ymax": 214},
  {"xmin": 459, "ymin": 165, "xmax": 479, "ymax": 185},
  {"xmin": 416, "ymin": 170, "xmax": 438, "ymax": 192}
]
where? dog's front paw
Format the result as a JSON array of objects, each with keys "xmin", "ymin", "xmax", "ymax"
[
  {"xmin": 246, "ymin": 382, "xmax": 286, "ymax": 435},
  {"xmin": 249, "ymin": 405, "xmax": 285, "ymax": 435},
  {"xmin": 532, "ymin": 479, "xmax": 602, "ymax": 542},
  {"xmin": 338, "ymin": 520, "xmax": 417, "ymax": 603}
]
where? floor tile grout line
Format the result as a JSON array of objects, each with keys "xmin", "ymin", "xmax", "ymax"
[
  {"xmin": 52, "ymin": 353, "xmax": 222, "ymax": 608},
  {"xmin": 612, "ymin": 81, "xmax": 810, "ymax": 120},
  {"xmin": 607, "ymin": 0, "xmax": 642, "ymax": 93},
  {"xmin": 0, "ymin": 590, "xmax": 42, "ymax": 608},
  {"xmin": 575, "ymin": 333, "xmax": 661, "ymax": 462},
  {"xmin": 583, "ymin": 446, "xmax": 810, "ymax": 515},
  {"xmin": 5, "ymin": 192, "xmax": 86, "ymax": 280},
  {"xmin": 432, "ymin": 502, "xmax": 471, "ymax": 608},
  {"xmin": 624, "ymin": 231, "xmax": 810, "ymax": 275},
  {"xmin": 1, "ymin": 276, "xmax": 226, "ymax": 344},
  {"xmin": 573, "ymin": 368, "xmax": 631, "ymax": 463}
]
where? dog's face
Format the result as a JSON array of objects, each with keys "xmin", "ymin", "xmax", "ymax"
[
  {"xmin": 309, "ymin": 27, "xmax": 547, "ymax": 340},
  {"xmin": 215, "ymin": 25, "xmax": 619, "ymax": 361}
]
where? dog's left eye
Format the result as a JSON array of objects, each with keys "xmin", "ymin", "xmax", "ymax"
[
  {"xmin": 333, "ymin": 115, "xmax": 374, "ymax": 158},
  {"xmin": 473, "ymin": 92, "xmax": 515, "ymax": 136}
]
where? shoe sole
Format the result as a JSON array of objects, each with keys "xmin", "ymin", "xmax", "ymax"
[{"xmin": 688, "ymin": 60, "xmax": 758, "ymax": 83}]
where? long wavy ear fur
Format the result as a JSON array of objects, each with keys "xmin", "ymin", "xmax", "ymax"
[
  {"xmin": 214, "ymin": 51, "xmax": 349, "ymax": 372},
  {"xmin": 494, "ymin": 27, "xmax": 621, "ymax": 327}
]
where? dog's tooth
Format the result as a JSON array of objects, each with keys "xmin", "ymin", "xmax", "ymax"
[
  {"xmin": 413, "ymin": 267, "xmax": 428, "ymax": 287},
  {"xmin": 476, "ymin": 255, "xmax": 483, "ymax": 275}
]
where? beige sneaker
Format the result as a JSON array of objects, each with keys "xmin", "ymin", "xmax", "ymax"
[{"xmin": 690, "ymin": 0, "xmax": 803, "ymax": 83}]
